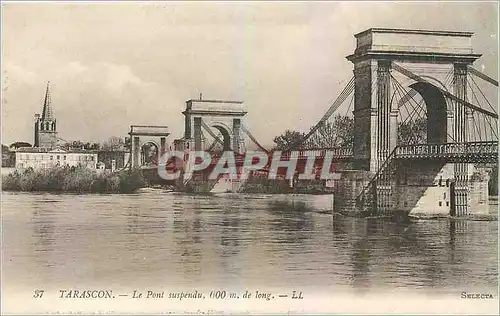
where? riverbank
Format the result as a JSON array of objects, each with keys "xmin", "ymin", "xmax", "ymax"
[{"xmin": 1, "ymin": 166, "xmax": 146, "ymax": 194}]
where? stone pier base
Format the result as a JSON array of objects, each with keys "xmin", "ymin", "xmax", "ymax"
[
  {"xmin": 333, "ymin": 170, "xmax": 373, "ymax": 216},
  {"xmin": 333, "ymin": 164, "xmax": 492, "ymax": 219}
]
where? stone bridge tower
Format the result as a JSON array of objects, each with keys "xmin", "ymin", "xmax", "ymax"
[
  {"xmin": 347, "ymin": 28, "xmax": 480, "ymax": 172},
  {"xmin": 343, "ymin": 28, "xmax": 485, "ymax": 217},
  {"xmin": 181, "ymin": 96, "xmax": 247, "ymax": 153},
  {"xmin": 129, "ymin": 125, "xmax": 170, "ymax": 168}
]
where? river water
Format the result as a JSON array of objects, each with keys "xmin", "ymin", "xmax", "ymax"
[{"xmin": 2, "ymin": 191, "xmax": 498, "ymax": 299}]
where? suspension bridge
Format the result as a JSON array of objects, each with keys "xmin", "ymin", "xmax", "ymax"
[{"xmin": 131, "ymin": 28, "xmax": 498, "ymax": 218}]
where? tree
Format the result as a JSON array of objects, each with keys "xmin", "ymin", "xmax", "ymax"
[
  {"xmin": 307, "ymin": 115, "xmax": 354, "ymax": 148},
  {"xmin": 102, "ymin": 136, "xmax": 126, "ymax": 151},
  {"xmin": 273, "ymin": 115, "xmax": 429, "ymax": 151},
  {"xmin": 88, "ymin": 143, "xmax": 101, "ymax": 150},
  {"xmin": 124, "ymin": 137, "xmax": 131, "ymax": 150},
  {"xmin": 273, "ymin": 130, "xmax": 306, "ymax": 150},
  {"xmin": 63, "ymin": 141, "xmax": 84, "ymax": 150},
  {"xmin": 62, "ymin": 141, "xmax": 100, "ymax": 150},
  {"xmin": 273, "ymin": 115, "xmax": 354, "ymax": 150},
  {"xmin": 398, "ymin": 117, "xmax": 427, "ymax": 145},
  {"xmin": 2, "ymin": 144, "xmax": 15, "ymax": 167}
]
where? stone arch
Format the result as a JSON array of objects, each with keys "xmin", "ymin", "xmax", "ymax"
[
  {"xmin": 129, "ymin": 125, "xmax": 170, "ymax": 168},
  {"xmin": 211, "ymin": 122, "xmax": 233, "ymax": 151},
  {"xmin": 140, "ymin": 141, "xmax": 159, "ymax": 166},
  {"xmin": 409, "ymin": 82, "xmax": 448, "ymax": 144},
  {"xmin": 394, "ymin": 75, "xmax": 449, "ymax": 144}
]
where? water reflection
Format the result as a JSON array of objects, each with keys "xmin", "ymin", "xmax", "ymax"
[
  {"xmin": 450, "ymin": 220, "xmax": 456, "ymax": 253},
  {"xmin": 265, "ymin": 200, "xmax": 315, "ymax": 246},
  {"xmin": 1, "ymin": 192, "xmax": 497, "ymax": 294},
  {"xmin": 219, "ymin": 206, "xmax": 240, "ymax": 255},
  {"xmin": 31, "ymin": 209, "xmax": 56, "ymax": 268},
  {"xmin": 173, "ymin": 209, "xmax": 202, "ymax": 265},
  {"xmin": 349, "ymin": 220, "xmax": 371, "ymax": 291}
]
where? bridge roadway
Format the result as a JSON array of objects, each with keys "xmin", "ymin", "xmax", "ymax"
[
  {"xmin": 205, "ymin": 141, "xmax": 498, "ymax": 164},
  {"xmin": 148, "ymin": 141, "xmax": 497, "ymax": 174}
]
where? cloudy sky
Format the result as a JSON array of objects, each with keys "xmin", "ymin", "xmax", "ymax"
[{"xmin": 2, "ymin": 1, "xmax": 498, "ymax": 147}]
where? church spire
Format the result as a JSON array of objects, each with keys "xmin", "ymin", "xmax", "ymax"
[{"xmin": 41, "ymin": 81, "xmax": 54, "ymax": 121}]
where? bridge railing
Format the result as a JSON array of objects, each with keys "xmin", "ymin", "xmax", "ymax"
[
  {"xmin": 280, "ymin": 147, "xmax": 354, "ymax": 159},
  {"xmin": 207, "ymin": 147, "xmax": 354, "ymax": 160},
  {"xmin": 395, "ymin": 141, "xmax": 498, "ymax": 158}
]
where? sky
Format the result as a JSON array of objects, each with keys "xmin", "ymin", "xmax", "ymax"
[{"xmin": 2, "ymin": 1, "xmax": 498, "ymax": 147}]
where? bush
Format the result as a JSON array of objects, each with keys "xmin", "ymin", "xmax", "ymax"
[
  {"xmin": 118, "ymin": 169, "xmax": 147, "ymax": 193},
  {"xmin": 2, "ymin": 166, "xmax": 146, "ymax": 194}
]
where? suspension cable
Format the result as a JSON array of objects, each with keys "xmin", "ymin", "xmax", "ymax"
[
  {"xmin": 468, "ymin": 77, "xmax": 493, "ymax": 141},
  {"xmin": 487, "ymin": 116, "xmax": 499, "ymax": 139},
  {"xmin": 392, "ymin": 76, "xmax": 416, "ymax": 143},
  {"xmin": 393, "ymin": 75, "xmax": 427, "ymax": 123},
  {"xmin": 392, "ymin": 63, "xmax": 498, "ymax": 119},
  {"xmin": 467, "ymin": 65, "xmax": 499, "ymax": 87},
  {"xmin": 392, "ymin": 73, "xmax": 460, "ymax": 143},
  {"xmin": 469, "ymin": 74, "xmax": 497, "ymax": 114},
  {"xmin": 200, "ymin": 120, "xmax": 231, "ymax": 151},
  {"xmin": 442, "ymin": 67, "xmax": 454, "ymax": 89},
  {"xmin": 467, "ymin": 77, "xmax": 498, "ymax": 139},
  {"xmin": 391, "ymin": 76, "xmax": 424, "ymax": 144},
  {"xmin": 397, "ymin": 89, "xmax": 418, "ymax": 110},
  {"xmin": 241, "ymin": 125, "xmax": 269, "ymax": 154},
  {"xmin": 208, "ymin": 131, "xmax": 222, "ymax": 151},
  {"xmin": 396, "ymin": 81, "xmax": 427, "ymax": 122},
  {"xmin": 344, "ymin": 90, "xmax": 355, "ymax": 115},
  {"xmin": 466, "ymin": 85, "xmax": 484, "ymax": 141},
  {"xmin": 467, "ymin": 78, "xmax": 482, "ymax": 141},
  {"xmin": 287, "ymin": 77, "xmax": 355, "ymax": 150},
  {"xmin": 396, "ymin": 90, "xmax": 414, "ymax": 124}
]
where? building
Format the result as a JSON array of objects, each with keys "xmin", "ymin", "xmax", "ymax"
[
  {"xmin": 14, "ymin": 82, "xmax": 98, "ymax": 170},
  {"xmin": 15, "ymin": 147, "xmax": 97, "ymax": 169},
  {"xmin": 97, "ymin": 150, "xmax": 129, "ymax": 170},
  {"xmin": 34, "ymin": 82, "xmax": 58, "ymax": 148}
]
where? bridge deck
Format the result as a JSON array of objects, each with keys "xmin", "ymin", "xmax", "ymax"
[
  {"xmin": 395, "ymin": 142, "xmax": 498, "ymax": 162},
  {"xmin": 279, "ymin": 141, "xmax": 497, "ymax": 162},
  {"xmin": 145, "ymin": 141, "xmax": 497, "ymax": 171}
]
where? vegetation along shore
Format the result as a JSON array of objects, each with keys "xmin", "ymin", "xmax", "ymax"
[{"xmin": 2, "ymin": 166, "xmax": 146, "ymax": 194}]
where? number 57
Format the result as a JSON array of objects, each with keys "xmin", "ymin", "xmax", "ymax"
[{"xmin": 33, "ymin": 290, "xmax": 44, "ymax": 298}]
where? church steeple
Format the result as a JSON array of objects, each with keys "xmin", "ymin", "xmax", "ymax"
[
  {"xmin": 34, "ymin": 81, "xmax": 58, "ymax": 148},
  {"xmin": 41, "ymin": 81, "xmax": 54, "ymax": 121}
]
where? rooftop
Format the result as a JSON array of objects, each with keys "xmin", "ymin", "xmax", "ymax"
[
  {"xmin": 347, "ymin": 27, "xmax": 480, "ymax": 63},
  {"xmin": 186, "ymin": 99, "xmax": 243, "ymax": 104},
  {"xmin": 16, "ymin": 147, "xmax": 97, "ymax": 154},
  {"xmin": 354, "ymin": 28, "xmax": 474, "ymax": 38}
]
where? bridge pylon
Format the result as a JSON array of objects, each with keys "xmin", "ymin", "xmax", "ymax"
[
  {"xmin": 179, "ymin": 97, "xmax": 247, "ymax": 153},
  {"xmin": 129, "ymin": 125, "xmax": 170, "ymax": 168},
  {"xmin": 173, "ymin": 97, "xmax": 248, "ymax": 192},
  {"xmin": 340, "ymin": 28, "xmax": 496, "ymax": 217}
]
